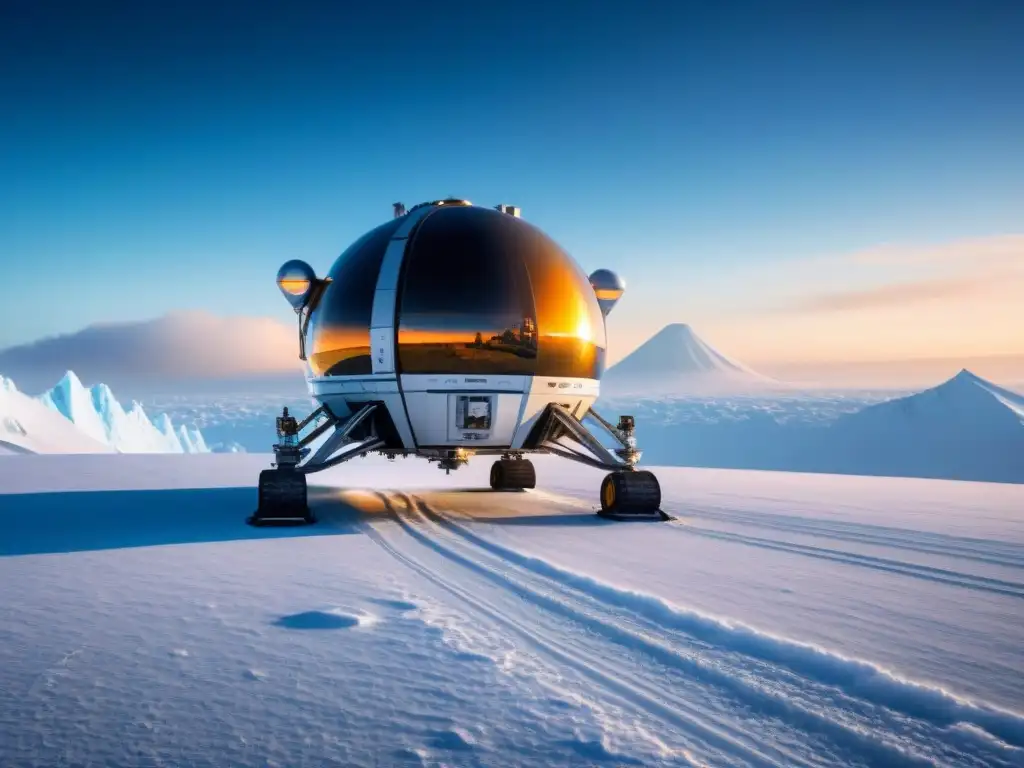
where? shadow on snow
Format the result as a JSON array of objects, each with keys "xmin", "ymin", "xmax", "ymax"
[
  {"xmin": 0, "ymin": 485, "xmax": 365, "ymax": 557},
  {"xmin": 0, "ymin": 483, "xmax": 614, "ymax": 557}
]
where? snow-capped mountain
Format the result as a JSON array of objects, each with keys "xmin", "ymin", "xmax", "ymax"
[
  {"xmin": 0, "ymin": 374, "xmax": 114, "ymax": 455},
  {"xmin": 0, "ymin": 371, "xmax": 210, "ymax": 455},
  {"xmin": 834, "ymin": 369, "xmax": 1024, "ymax": 437},
  {"xmin": 603, "ymin": 323, "xmax": 773, "ymax": 395},
  {"xmin": 802, "ymin": 369, "xmax": 1024, "ymax": 483}
]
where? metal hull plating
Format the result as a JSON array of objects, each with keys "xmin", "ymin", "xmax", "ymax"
[
  {"xmin": 302, "ymin": 200, "xmax": 606, "ymax": 455},
  {"xmin": 306, "ymin": 373, "xmax": 600, "ymax": 452}
]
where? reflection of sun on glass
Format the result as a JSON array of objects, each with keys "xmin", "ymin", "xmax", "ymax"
[
  {"xmin": 574, "ymin": 312, "xmax": 592, "ymax": 341},
  {"xmin": 278, "ymin": 278, "xmax": 310, "ymax": 295}
]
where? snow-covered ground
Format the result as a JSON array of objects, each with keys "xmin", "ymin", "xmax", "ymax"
[{"xmin": 1, "ymin": 453, "xmax": 1021, "ymax": 767}]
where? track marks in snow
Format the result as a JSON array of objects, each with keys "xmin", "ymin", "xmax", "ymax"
[
  {"xmin": 365, "ymin": 493, "xmax": 788, "ymax": 768},
  {"xmin": 673, "ymin": 525, "xmax": 1024, "ymax": 600},
  {"xmin": 368, "ymin": 493, "xmax": 1024, "ymax": 768},
  {"xmin": 436, "ymin": 506, "xmax": 1024, "ymax": 754},
  {"xmin": 366, "ymin": 493, "xmax": 967, "ymax": 768},
  {"xmin": 680, "ymin": 506, "xmax": 1024, "ymax": 570}
]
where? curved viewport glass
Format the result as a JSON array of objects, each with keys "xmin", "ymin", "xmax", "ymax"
[
  {"xmin": 307, "ymin": 217, "xmax": 403, "ymax": 376},
  {"xmin": 396, "ymin": 206, "xmax": 606, "ymax": 379}
]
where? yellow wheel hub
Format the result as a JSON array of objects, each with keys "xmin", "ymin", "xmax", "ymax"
[{"xmin": 603, "ymin": 479, "xmax": 616, "ymax": 508}]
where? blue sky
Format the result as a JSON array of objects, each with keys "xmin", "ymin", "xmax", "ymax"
[{"xmin": 1, "ymin": 1, "xmax": 1022, "ymax": 365}]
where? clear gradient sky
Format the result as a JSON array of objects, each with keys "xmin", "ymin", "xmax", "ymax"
[{"xmin": 1, "ymin": 1, "xmax": 1022, "ymax": 368}]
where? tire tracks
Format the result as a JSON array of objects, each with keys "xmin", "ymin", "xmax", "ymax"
[
  {"xmin": 669, "ymin": 526, "xmax": 1024, "ymax": 600},
  {"xmin": 420, "ymin": 500, "xmax": 1024, "ymax": 755},
  {"xmin": 364, "ymin": 492, "xmax": 796, "ymax": 768},
  {"xmin": 677, "ymin": 506, "xmax": 1024, "ymax": 570},
  {"xmin": 367, "ymin": 492, "xmax": 950, "ymax": 768}
]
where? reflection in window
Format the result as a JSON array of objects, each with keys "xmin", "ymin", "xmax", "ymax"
[
  {"xmin": 396, "ymin": 206, "xmax": 606, "ymax": 378},
  {"xmin": 307, "ymin": 218, "xmax": 403, "ymax": 376},
  {"xmin": 514, "ymin": 217, "xmax": 607, "ymax": 379},
  {"xmin": 396, "ymin": 206, "xmax": 540, "ymax": 375}
]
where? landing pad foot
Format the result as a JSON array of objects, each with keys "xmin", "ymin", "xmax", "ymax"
[
  {"xmin": 490, "ymin": 458, "xmax": 536, "ymax": 491},
  {"xmin": 598, "ymin": 470, "xmax": 668, "ymax": 521},
  {"xmin": 248, "ymin": 468, "xmax": 315, "ymax": 526}
]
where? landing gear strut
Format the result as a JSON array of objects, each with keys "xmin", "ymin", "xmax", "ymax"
[
  {"xmin": 490, "ymin": 455, "xmax": 536, "ymax": 491},
  {"xmin": 247, "ymin": 404, "xmax": 386, "ymax": 526},
  {"xmin": 599, "ymin": 470, "xmax": 662, "ymax": 520},
  {"xmin": 536, "ymin": 407, "xmax": 667, "ymax": 521},
  {"xmin": 595, "ymin": 415, "xmax": 664, "ymax": 520},
  {"xmin": 248, "ymin": 407, "xmax": 315, "ymax": 526}
]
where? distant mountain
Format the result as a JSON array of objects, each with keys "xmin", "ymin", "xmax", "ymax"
[
  {"xmin": 0, "ymin": 374, "xmax": 114, "ymax": 455},
  {"xmin": 835, "ymin": 369, "xmax": 1024, "ymax": 435},
  {"xmin": 0, "ymin": 371, "xmax": 210, "ymax": 455},
  {"xmin": 802, "ymin": 370, "xmax": 1023, "ymax": 483},
  {"xmin": 592, "ymin": 368, "xmax": 1024, "ymax": 484},
  {"xmin": 38, "ymin": 372, "xmax": 210, "ymax": 454},
  {"xmin": 602, "ymin": 324, "xmax": 773, "ymax": 395}
]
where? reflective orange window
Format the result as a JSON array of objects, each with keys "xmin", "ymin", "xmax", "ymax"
[{"xmin": 307, "ymin": 218, "xmax": 402, "ymax": 376}]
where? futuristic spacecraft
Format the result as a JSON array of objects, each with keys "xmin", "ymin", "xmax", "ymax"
[{"xmin": 249, "ymin": 199, "xmax": 665, "ymax": 525}]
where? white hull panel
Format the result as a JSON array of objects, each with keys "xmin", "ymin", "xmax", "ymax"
[{"xmin": 307, "ymin": 373, "xmax": 600, "ymax": 452}]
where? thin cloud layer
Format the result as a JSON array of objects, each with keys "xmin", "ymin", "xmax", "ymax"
[
  {"xmin": 790, "ymin": 274, "xmax": 996, "ymax": 313},
  {"xmin": 778, "ymin": 233, "xmax": 1024, "ymax": 315},
  {"xmin": 846, "ymin": 234, "xmax": 1024, "ymax": 268},
  {"xmin": 0, "ymin": 311, "xmax": 303, "ymax": 391},
  {"xmin": 695, "ymin": 233, "xmax": 1024, "ymax": 367}
]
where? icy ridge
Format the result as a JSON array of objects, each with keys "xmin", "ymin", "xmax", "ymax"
[{"xmin": 36, "ymin": 371, "xmax": 210, "ymax": 454}]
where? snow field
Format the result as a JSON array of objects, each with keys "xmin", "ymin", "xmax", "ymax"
[{"xmin": 1, "ymin": 454, "xmax": 1022, "ymax": 766}]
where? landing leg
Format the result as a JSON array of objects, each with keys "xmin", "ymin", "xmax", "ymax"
[
  {"xmin": 598, "ymin": 470, "xmax": 666, "ymax": 520},
  {"xmin": 247, "ymin": 403, "xmax": 387, "ymax": 526},
  {"xmin": 533, "ymin": 405, "xmax": 668, "ymax": 521},
  {"xmin": 248, "ymin": 406, "xmax": 317, "ymax": 527},
  {"xmin": 489, "ymin": 458, "xmax": 536, "ymax": 491},
  {"xmin": 249, "ymin": 468, "xmax": 314, "ymax": 526}
]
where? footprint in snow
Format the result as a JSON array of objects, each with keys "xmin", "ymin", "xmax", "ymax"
[
  {"xmin": 369, "ymin": 598, "xmax": 418, "ymax": 613},
  {"xmin": 273, "ymin": 609, "xmax": 373, "ymax": 630},
  {"xmin": 428, "ymin": 727, "xmax": 476, "ymax": 751}
]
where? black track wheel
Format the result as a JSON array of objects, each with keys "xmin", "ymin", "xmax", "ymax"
[
  {"xmin": 248, "ymin": 469, "xmax": 315, "ymax": 526},
  {"xmin": 599, "ymin": 470, "xmax": 663, "ymax": 519},
  {"xmin": 489, "ymin": 459, "xmax": 536, "ymax": 491}
]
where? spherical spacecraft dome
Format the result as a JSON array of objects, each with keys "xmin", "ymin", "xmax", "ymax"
[{"xmin": 305, "ymin": 204, "xmax": 608, "ymax": 380}]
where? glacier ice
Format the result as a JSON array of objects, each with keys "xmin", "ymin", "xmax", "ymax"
[{"xmin": 35, "ymin": 371, "xmax": 210, "ymax": 454}]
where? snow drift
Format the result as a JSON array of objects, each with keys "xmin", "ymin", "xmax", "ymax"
[
  {"xmin": 603, "ymin": 323, "xmax": 774, "ymax": 395},
  {"xmin": 0, "ymin": 371, "xmax": 209, "ymax": 455}
]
